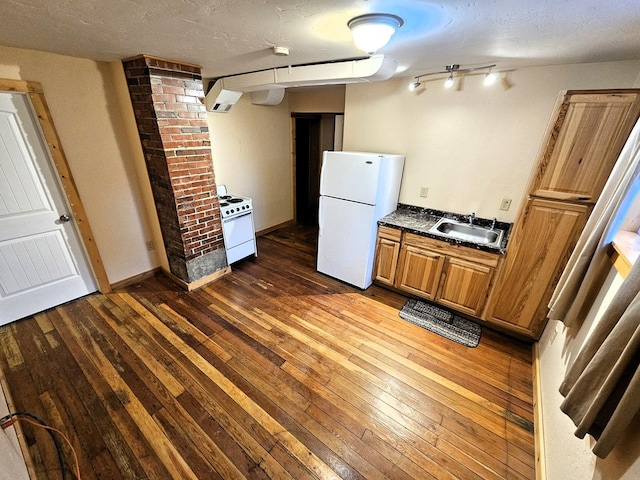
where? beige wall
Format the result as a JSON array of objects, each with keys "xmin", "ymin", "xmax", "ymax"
[
  {"xmin": 288, "ymin": 85, "xmax": 345, "ymax": 113},
  {"xmin": 206, "ymin": 93, "xmax": 293, "ymax": 232},
  {"xmin": 538, "ymin": 268, "xmax": 640, "ymax": 479},
  {"xmin": 0, "ymin": 45, "xmax": 161, "ymax": 284},
  {"xmin": 205, "ymin": 84, "xmax": 346, "ymax": 232},
  {"xmin": 343, "ymin": 60, "xmax": 640, "ymax": 223},
  {"xmin": 108, "ymin": 61, "xmax": 168, "ymax": 273}
]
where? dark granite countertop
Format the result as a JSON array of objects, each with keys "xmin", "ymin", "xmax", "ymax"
[{"xmin": 378, "ymin": 204, "xmax": 512, "ymax": 254}]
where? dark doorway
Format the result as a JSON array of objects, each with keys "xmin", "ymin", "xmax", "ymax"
[{"xmin": 293, "ymin": 113, "xmax": 341, "ymax": 225}]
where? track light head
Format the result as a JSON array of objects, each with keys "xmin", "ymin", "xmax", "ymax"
[
  {"xmin": 484, "ymin": 68, "xmax": 497, "ymax": 86},
  {"xmin": 409, "ymin": 63, "xmax": 498, "ymax": 92},
  {"xmin": 444, "ymin": 74, "xmax": 455, "ymax": 89}
]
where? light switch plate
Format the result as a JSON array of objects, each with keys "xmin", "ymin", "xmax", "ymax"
[{"xmin": 420, "ymin": 186, "xmax": 429, "ymax": 198}]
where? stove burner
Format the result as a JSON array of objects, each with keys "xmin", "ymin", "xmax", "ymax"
[{"xmin": 219, "ymin": 191, "xmax": 253, "ymax": 219}]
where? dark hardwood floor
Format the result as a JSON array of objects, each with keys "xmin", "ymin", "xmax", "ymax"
[{"xmin": 0, "ymin": 224, "xmax": 534, "ymax": 479}]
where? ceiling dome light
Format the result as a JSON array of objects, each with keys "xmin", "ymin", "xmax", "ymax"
[{"xmin": 348, "ymin": 13, "xmax": 404, "ymax": 54}]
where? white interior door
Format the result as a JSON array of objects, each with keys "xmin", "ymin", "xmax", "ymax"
[{"xmin": 0, "ymin": 92, "xmax": 96, "ymax": 325}]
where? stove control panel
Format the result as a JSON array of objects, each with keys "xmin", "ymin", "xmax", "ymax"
[{"xmin": 223, "ymin": 204, "xmax": 251, "ymax": 216}]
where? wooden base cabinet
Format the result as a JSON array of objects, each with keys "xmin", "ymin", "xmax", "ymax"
[
  {"xmin": 396, "ymin": 243, "xmax": 444, "ymax": 300},
  {"xmin": 373, "ymin": 226, "xmax": 401, "ymax": 286},
  {"xmin": 438, "ymin": 257, "xmax": 494, "ymax": 317},
  {"xmin": 484, "ymin": 198, "xmax": 590, "ymax": 338},
  {"xmin": 374, "ymin": 229, "xmax": 500, "ymax": 318}
]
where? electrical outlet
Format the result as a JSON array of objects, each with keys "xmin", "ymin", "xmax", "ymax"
[
  {"xmin": 420, "ymin": 186, "xmax": 429, "ymax": 198},
  {"xmin": 499, "ymin": 198, "xmax": 512, "ymax": 211},
  {"xmin": 145, "ymin": 240, "xmax": 155, "ymax": 251}
]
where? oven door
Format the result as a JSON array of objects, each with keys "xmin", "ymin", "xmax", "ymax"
[
  {"xmin": 222, "ymin": 212, "xmax": 257, "ymax": 263},
  {"xmin": 222, "ymin": 212, "xmax": 253, "ymax": 248}
]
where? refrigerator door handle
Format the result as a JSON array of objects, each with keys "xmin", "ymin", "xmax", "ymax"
[{"xmin": 318, "ymin": 196, "xmax": 323, "ymax": 237}]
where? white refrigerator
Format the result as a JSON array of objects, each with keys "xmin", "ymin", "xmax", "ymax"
[{"xmin": 317, "ymin": 151, "xmax": 405, "ymax": 289}]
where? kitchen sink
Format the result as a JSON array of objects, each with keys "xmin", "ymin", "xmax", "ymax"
[{"xmin": 428, "ymin": 218, "xmax": 504, "ymax": 247}]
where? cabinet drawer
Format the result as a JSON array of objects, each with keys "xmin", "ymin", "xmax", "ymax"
[
  {"xmin": 378, "ymin": 225, "xmax": 402, "ymax": 241},
  {"xmin": 403, "ymin": 232, "xmax": 500, "ymax": 267}
]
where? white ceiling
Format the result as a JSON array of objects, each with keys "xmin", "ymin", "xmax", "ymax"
[{"xmin": 1, "ymin": 0, "xmax": 639, "ymax": 80}]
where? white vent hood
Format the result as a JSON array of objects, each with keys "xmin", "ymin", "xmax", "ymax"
[
  {"xmin": 204, "ymin": 55, "xmax": 397, "ymax": 110},
  {"xmin": 203, "ymin": 81, "xmax": 242, "ymax": 113}
]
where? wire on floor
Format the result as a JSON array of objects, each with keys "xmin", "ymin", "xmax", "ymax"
[{"xmin": 0, "ymin": 412, "xmax": 81, "ymax": 480}]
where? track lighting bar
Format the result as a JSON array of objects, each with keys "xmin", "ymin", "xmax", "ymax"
[{"xmin": 409, "ymin": 63, "xmax": 497, "ymax": 91}]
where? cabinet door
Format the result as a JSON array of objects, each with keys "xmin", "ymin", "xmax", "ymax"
[
  {"xmin": 373, "ymin": 237, "xmax": 400, "ymax": 286},
  {"xmin": 396, "ymin": 244, "xmax": 444, "ymax": 300},
  {"xmin": 532, "ymin": 91, "xmax": 640, "ymax": 202},
  {"xmin": 437, "ymin": 258, "xmax": 493, "ymax": 317},
  {"xmin": 484, "ymin": 198, "xmax": 590, "ymax": 338}
]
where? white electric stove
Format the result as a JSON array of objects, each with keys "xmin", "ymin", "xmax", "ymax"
[{"xmin": 218, "ymin": 185, "xmax": 257, "ymax": 263}]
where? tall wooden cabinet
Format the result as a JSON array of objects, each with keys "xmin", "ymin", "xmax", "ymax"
[
  {"xmin": 532, "ymin": 92, "xmax": 640, "ymax": 201},
  {"xmin": 484, "ymin": 89, "xmax": 640, "ymax": 339},
  {"xmin": 484, "ymin": 199, "xmax": 590, "ymax": 337}
]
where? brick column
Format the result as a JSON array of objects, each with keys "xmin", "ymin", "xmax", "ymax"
[{"xmin": 122, "ymin": 55, "xmax": 227, "ymax": 287}]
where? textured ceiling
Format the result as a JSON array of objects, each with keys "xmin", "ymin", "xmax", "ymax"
[{"xmin": 1, "ymin": 0, "xmax": 639, "ymax": 79}]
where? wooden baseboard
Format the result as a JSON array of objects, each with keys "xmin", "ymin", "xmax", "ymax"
[
  {"xmin": 110, "ymin": 268, "xmax": 162, "ymax": 290},
  {"xmin": 110, "ymin": 217, "xmax": 295, "ymax": 292},
  {"xmin": 533, "ymin": 341, "xmax": 546, "ymax": 480},
  {"xmin": 111, "ymin": 265, "xmax": 232, "ymax": 292},
  {"xmin": 256, "ymin": 219, "xmax": 295, "ymax": 237},
  {"xmin": 162, "ymin": 266, "xmax": 232, "ymax": 291}
]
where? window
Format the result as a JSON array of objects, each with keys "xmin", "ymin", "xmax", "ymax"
[{"xmin": 610, "ymin": 174, "xmax": 640, "ymax": 275}]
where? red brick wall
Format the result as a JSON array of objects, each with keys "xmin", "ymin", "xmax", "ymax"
[{"xmin": 122, "ymin": 55, "xmax": 225, "ymax": 283}]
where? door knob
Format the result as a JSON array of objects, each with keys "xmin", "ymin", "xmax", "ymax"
[{"xmin": 59, "ymin": 214, "xmax": 71, "ymax": 222}]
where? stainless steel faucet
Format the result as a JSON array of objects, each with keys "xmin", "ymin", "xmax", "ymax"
[
  {"xmin": 468, "ymin": 212, "xmax": 475, "ymax": 226},
  {"xmin": 491, "ymin": 217, "xmax": 497, "ymax": 230}
]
